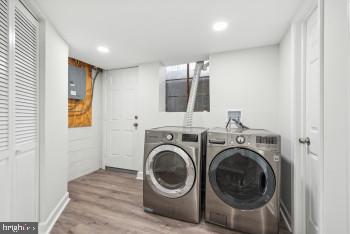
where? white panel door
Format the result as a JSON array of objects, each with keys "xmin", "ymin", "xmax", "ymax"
[
  {"xmin": 0, "ymin": 0, "xmax": 11, "ymax": 221},
  {"xmin": 303, "ymin": 7, "xmax": 322, "ymax": 234},
  {"xmin": 105, "ymin": 68, "xmax": 138, "ymax": 170},
  {"xmin": 12, "ymin": 1, "xmax": 39, "ymax": 221}
]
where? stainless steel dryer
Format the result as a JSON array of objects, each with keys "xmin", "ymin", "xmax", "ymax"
[
  {"xmin": 143, "ymin": 126, "xmax": 207, "ymax": 223},
  {"xmin": 205, "ymin": 128, "xmax": 281, "ymax": 234}
]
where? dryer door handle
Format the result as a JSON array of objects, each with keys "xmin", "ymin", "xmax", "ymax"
[{"xmin": 259, "ymin": 172, "xmax": 267, "ymax": 194}]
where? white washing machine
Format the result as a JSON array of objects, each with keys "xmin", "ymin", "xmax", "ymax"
[
  {"xmin": 143, "ymin": 126, "xmax": 207, "ymax": 223},
  {"xmin": 205, "ymin": 127, "xmax": 281, "ymax": 234}
]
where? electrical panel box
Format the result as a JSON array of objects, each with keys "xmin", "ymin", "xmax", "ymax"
[{"xmin": 68, "ymin": 64, "xmax": 86, "ymax": 100}]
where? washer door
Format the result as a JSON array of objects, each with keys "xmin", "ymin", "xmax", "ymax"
[
  {"xmin": 209, "ymin": 147, "xmax": 276, "ymax": 210},
  {"xmin": 145, "ymin": 144, "xmax": 195, "ymax": 198}
]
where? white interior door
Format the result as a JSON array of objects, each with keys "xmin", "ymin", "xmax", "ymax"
[
  {"xmin": 104, "ymin": 68, "xmax": 138, "ymax": 171},
  {"xmin": 0, "ymin": 0, "xmax": 39, "ymax": 222},
  {"xmin": 301, "ymin": 7, "xmax": 322, "ymax": 234}
]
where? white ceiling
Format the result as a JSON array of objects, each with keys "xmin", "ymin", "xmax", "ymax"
[{"xmin": 34, "ymin": 0, "xmax": 303, "ymax": 69}]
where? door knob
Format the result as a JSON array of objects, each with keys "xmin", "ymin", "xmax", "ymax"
[
  {"xmin": 299, "ymin": 137, "xmax": 311, "ymax": 145},
  {"xmin": 133, "ymin": 122, "xmax": 138, "ymax": 128}
]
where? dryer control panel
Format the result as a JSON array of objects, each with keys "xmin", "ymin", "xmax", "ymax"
[
  {"xmin": 182, "ymin": 134, "xmax": 198, "ymax": 142},
  {"xmin": 145, "ymin": 130, "xmax": 202, "ymax": 146},
  {"xmin": 145, "ymin": 131, "xmax": 176, "ymax": 143}
]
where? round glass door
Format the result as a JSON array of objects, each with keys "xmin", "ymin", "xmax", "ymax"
[
  {"xmin": 209, "ymin": 147, "xmax": 275, "ymax": 210},
  {"xmin": 145, "ymin": 144, "xmax": 195, "ymax": 198}
]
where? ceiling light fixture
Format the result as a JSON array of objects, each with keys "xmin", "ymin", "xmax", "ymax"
[
  {"xmin": 97, "ymin": 46, "xmax": 109, "ymax": 53},
  {"xmin": 213, "ymin": 21, "xmax": 228, "ymax": 32}
]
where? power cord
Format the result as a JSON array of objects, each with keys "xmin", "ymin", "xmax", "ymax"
[{"xmin": 226, "ymin": 117, "xmax": 249, "ymax": 130}]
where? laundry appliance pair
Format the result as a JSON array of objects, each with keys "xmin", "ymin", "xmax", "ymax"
[{"xmin": 143, "ymin": 126, "xmax": 281, "ymax": 234}]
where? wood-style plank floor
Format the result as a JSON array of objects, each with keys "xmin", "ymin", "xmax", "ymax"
[{"xmin": 51, "ymin": 169, "xmax": 291, "ymax": 234}]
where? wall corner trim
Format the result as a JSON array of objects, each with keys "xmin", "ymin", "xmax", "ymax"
[
  {"xmin": 136, "ymin": 171, "xmax": 143, "ymax": 180},
  {"xmin": 39, "ymin": 192, "xmax": 70, "ymax": 234},
  {"xmin": 280, "ymin": 200, "xmax": 292, "ymax": 233}
]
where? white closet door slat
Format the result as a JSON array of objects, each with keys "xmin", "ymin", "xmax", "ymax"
[
  {"xmin": 14, "ymin": 5, "xmax": 38, "ymax": 145},
  {"xmin": 0, "ymin": 0, "xmax": 8, "ymax": 152}
]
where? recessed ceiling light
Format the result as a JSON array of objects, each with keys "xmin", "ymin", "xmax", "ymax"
[
  {"xmin": 97, "ymin": 46, "xmax": 109, "ymax": 53},
  {"xmin": 213, "ymin": 21, "xmax": 228, "ymax": 32}
]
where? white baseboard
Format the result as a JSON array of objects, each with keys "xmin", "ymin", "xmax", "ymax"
[
  {"xmin": 39, "ymin": 192, "xmax": 70, "ymax": 234},
  {"xmin": 280, "ymin": 200, "xmax": 292, "ymax": 233},
  {"xmin": 136, "ymin": 171, "xmax": 143, "ymax": 180}
]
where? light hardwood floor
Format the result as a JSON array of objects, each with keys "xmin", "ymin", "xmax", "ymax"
[{"xmin": 51, "ymin": 169, "xmax": 291, "ymax": 234}]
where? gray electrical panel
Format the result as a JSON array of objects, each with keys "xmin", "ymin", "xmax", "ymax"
[{"xmin": 68, "ymin": 64, "xmax": 86, "ymax": 100}]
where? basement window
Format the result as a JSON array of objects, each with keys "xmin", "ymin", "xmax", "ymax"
[{"xmin": 165, "ymin": 61, "xmax": 210, "ymax": 112}]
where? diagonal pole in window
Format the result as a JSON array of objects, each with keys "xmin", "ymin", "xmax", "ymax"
[{"xmin": 186, "ymin": 63, "xmax": 190, "ymax": 104}]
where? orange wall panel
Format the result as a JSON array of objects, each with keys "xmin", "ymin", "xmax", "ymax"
[{"xmin": 68, "ymin": 58, "xmax": 92, "ymax": 128}]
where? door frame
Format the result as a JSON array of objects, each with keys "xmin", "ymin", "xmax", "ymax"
[{"xmin": 291, "ymin": 0, "xmax": 324, "ymax": 233}]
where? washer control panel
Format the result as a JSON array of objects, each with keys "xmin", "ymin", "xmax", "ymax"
[
  {"xmin": 236, "ymin": 135, "xmax": 246, "ymax": 144},
  {"xmin": 228, "ymin": 134, "xmax": 253, "ymax": 146}
]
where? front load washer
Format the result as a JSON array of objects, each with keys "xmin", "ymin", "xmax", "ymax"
[
  {"xmin": 205, "ymin": 127, "xmax": 281, "ymax": 234},
  {"xmin": 143, "ymin": 126, "xmax": 207, "ymax": 223}
]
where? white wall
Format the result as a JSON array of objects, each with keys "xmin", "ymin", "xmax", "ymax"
[
  {"xmin": 207, "ymin": 46, "xmax": 279, "ymax": 131},
  {"xmin": 278, "ymin": 28, "xmax": 294, "ymax": 224},
  {"xmin": 39, "ymin": 20, "xmax": 69, "ymax": 228},
  {"xmin": 133, "ymin": 46, "xmax": 280, "ymax": 171},
  {"xmin": 68, "ymin": 71, "xmax": 102, "ymax": 181},
  {"xmin": 323, "ymin": 0, "xmax": 349, "ymax": 233}
]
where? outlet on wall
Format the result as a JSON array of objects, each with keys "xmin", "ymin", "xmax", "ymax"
[
  {"xmin": 227, "ymin": 109, "xmax": 242, "ymax": 121},
  {"xmin": 227, "ymin": 109, "xmax": 242, "ymax": 128}
]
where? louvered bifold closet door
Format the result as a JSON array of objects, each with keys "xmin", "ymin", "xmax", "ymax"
[
  {"xmin": 0, "ymin": 0, "xmax": 11, "ymax": 221},
  {"xmin": 13, "ymin": 1, "xmax": 39, "ymax": 221},
  {"xmin": 14, "ymin": 3, "xmax": 38, "ymax": 145}
]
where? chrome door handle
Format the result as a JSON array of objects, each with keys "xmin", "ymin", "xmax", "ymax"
[{"xmin": 299, "ymin": 137, "xmax": 311, "ymax": 145}]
